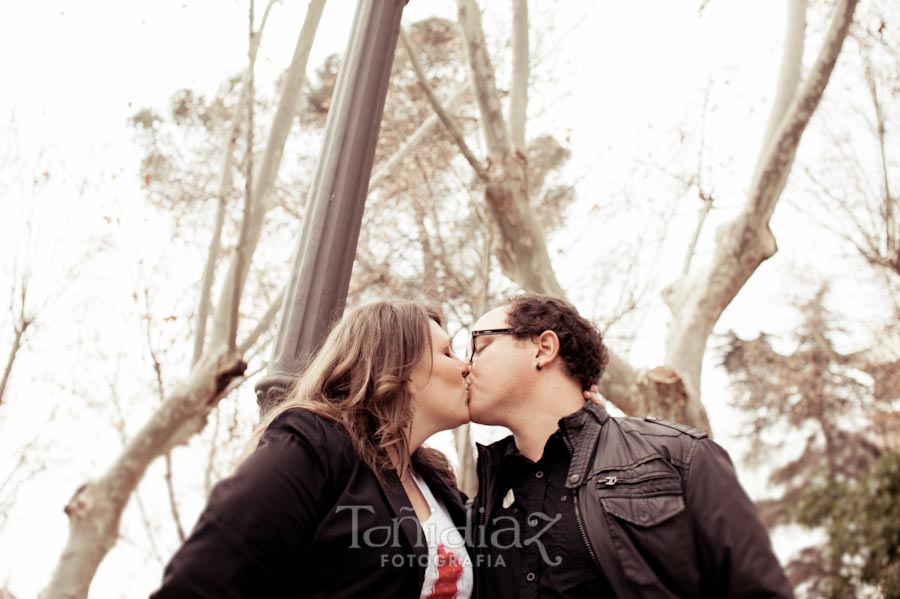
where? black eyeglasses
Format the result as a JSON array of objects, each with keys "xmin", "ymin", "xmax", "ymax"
[{"xmin": 469, "ymin": 328, "xmax": 513, "ymax": 363}]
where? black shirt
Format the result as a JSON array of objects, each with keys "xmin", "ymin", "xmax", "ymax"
[{"xmin": 479, "ymin": 424, "xmax": 614, "ymax": 598}]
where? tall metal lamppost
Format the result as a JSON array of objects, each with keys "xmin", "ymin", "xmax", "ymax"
[{"xmin": 255, "ymin": 0, "xmax": 408, "ymax": 415}]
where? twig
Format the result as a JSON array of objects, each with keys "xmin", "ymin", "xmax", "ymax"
[
  {"xmin": 192, "ymin": 0, "xmax": 279, "ymax": 366},
  {"xmin": 399, "ymin": 28, "xmax": 487, "ymax": 180},
  {"xmin": 369, "ymin": 84, "xmax": 470, "ymax": 190},
  {"xmin": 508, "ymin": 0, "xmax": 529, "ymax": 149},
  {"xmin": 237, "ymin": 287, "xmax": 284, "ymax": 356},
  {"xmin": 230, "ymin": 0, "xmax": 257, "ymax": 353}
]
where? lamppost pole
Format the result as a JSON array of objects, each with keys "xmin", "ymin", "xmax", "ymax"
[{"xmin": 255, "ymin": 0, "xmax": 408, "ymax": 415}]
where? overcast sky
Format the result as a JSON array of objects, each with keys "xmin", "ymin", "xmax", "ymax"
[{"xmin": 1, "ymin": 1, "xmax": 889, "ymax": 596}]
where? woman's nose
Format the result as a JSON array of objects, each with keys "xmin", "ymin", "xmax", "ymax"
[{"xmin": 457, "ymin": 357, "xmax": 470, "ymax": 377}]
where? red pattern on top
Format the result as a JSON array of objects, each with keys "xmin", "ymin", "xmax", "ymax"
[{"xmin": 425, "ymin": 544, "xmax": 462, "ymax": 599}]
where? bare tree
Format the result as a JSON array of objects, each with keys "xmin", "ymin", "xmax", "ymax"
[
  {"xmin": 25, "ymin": 1, "xmax": 866, "ymax": 594},
  {"xmin": 0, "ymin": 272, "xmax": 31, "ymax": 408},
  {"xmin": 405, "ymin": 0, "xmax": 861, "ymax": 431},
  {"xmin": 1, "ymin": 177, "xmax": 77, "ymax": 407},
  {"xmin": 806, "ymin": 13, "xmax": 899, "ymax": 283},
  {"xmin": 39, "ymin": 2, "xmax": 325, "ymax": 596}
]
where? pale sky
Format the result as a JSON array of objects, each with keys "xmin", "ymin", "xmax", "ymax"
[{"xmin": 1, "ymin": 1, "xmax": 891, "ymax": 597}]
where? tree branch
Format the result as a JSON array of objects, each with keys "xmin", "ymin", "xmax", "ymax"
[
  {"xmin": 682, "ymin": 189, "xmax": 715, "ymax": 277},
  {"xmin": 230, "ymin": 0, "xmax": 257, "ymax": 353},
  {"xmin": 749, "ymin": 0, "xmax": 856, "ymax": 224},
  {"xmin": 163, "ymin": 453, "xmax": 186, "ymax": 542},
  {"xmin": 661, "ymin": 0, "xmax": 858, "ymax": 430},
  {"xmin": 682, "ymin": 86, "xmax": 714, "ymax": 276},
  {"xmin": 204, "ymin": 405, "xmax": 222, "ymax": 496},
  {"xmin": 38, "ymin": 12, "xmax": 322, "ymax": 570},
  {"xmin": 370, "ymin": 83, "xmax": 471, "ymax": 190},
  {"xmin": 105, "ymin": 381, "xmax": 165, "ymax": 565},
  {"xmin": 862, "ymin": 46, "xmax": 896, "ymax": 261},
  {"xmin": 0, "ymin": 277, "xmax": 31, "ymax": 407},
  {"xmin": 138, "ymin": 288, "xmax": 189, "ymax": 546},
  {"xmin": 192, "ymin": 0, "xmax": 278, "ymax": 366},
  {"xmin": 41, "ymin": 352, "xmax": 247, "ymax": 599},
  {"xmin": 399, "ymin": 29, "xmax": 487, "ymax": 180},
  {"xmin": 508, "ymin": 0, "xmax": 529, "ymax": 150},
  {"xmin": 237, "ymin": 287, "xmax": 284, "ymax": 356},
  {"xmin": 755, "ymin": 0, "xmax": 806, "ymax": 173},
  {"xmin": 456, "ymin": 0, "xmax": 511, "ymax": 156},
  {"xmin": 207, "ymin": 0, "xmax": 325, "ymax": 354}
]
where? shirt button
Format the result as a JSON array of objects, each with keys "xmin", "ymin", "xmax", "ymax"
[
  {"xmin": 526, "ymin": 572, "xmax": 536, "ymax": 582},
  {"xmin": 535, "ymin": 471, "xmax": 544, "ymax": 479},
  {"xmin": 569, "ymin": 473, "xmax": 580, "ymax": 483},
  {"xmin": 560, "ymin": 495, "xmax": 568, "ymax": 501}
]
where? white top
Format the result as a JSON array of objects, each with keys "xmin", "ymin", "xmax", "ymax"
[{"xmin": 413, "ymin": 474, "xmax": 474, "ymax": 599}]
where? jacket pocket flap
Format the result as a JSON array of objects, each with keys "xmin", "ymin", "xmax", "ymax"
[{"xmin": 601, "ymin": 494, "xmax": 685, "ymax": 527}]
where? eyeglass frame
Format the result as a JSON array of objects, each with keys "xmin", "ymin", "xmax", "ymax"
[{"xmin": 468, "ymin": 328, "xmax": 513, "ymax": 363}]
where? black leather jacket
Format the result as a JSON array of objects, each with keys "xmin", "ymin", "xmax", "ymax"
[
  {"xmin": 152, "ymin": 409, "xmax": 468, "ymax": 598},
  {"xmin": 474, "ymin": 403, "xmax": 794, "ymax": 598}
]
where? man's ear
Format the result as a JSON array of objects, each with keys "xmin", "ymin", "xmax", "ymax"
[{"xmin": 534, "ymin": 330, "xmax": 560, "ymax": 366}]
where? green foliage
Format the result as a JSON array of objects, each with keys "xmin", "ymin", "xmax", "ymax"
[
  {"xmin": 723, "ymin": 285, "xmax": 900, "ymax": 597},
  {"xmin": 793, "ymin": 452, "xmax": 900, "ymax": 598}
]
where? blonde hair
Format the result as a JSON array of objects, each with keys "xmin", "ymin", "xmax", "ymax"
[{"xmin": 245, "ymin": 300, "xmax": 455, "ymax": 484}]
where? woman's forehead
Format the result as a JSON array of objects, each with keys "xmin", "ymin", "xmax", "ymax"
[{"xmin": 428, "ymin": 319, "xmax": 450, "ymax": 343}]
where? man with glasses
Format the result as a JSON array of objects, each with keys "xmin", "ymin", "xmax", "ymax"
[{"xmin": 465, "ymin": 294, "xmax": 792, "ymax": 598}]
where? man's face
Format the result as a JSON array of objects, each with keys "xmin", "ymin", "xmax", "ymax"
[{"xmin": 466, "ymin": 305, "xmax": 533, "ymax": 426}]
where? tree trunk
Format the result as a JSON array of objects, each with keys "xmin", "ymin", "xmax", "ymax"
[
  {"xmin": 456, "ymin": 0, "xmax": 564, "ymax": 297},
  {"xmin": 207, "ymin": 0, "xmax": 325, "ymax": 355},
  {"xmin": 508, "ymin": 0, "xmax": 528, "ymax": 151},
  {"xmin": 40, "ymin": 354, "xmax": 246, "ymax": 599},
  {"xmin": 40, "ymin": 3, "xmax": 327, "ymax": 595},
  {"xmin": 192, "ymin": 0, "xmax": 280, "ymax": 366},
  {"xmin": 449, "ymin": 0, "xmax": 856, "ymax": 431},
  {"xmin": 661, "ymin": 0, "xmax": 858, "ymax": 430}
]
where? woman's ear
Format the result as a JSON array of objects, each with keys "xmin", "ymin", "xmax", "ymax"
[{"xmin": 534, "ymin": 330, "xmax": 560, "ymax": 367}]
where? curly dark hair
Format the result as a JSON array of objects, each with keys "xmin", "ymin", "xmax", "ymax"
[{"xmin": 505, "ymin": 294, "xmax": 609, "ymax": 390}]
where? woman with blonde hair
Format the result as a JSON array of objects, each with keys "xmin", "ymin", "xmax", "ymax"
[{"xmin": 151, "ymin": 300, "xmax": 473, "ymax": 598}]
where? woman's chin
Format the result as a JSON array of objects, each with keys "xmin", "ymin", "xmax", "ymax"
[{"xmin": 443, "ymin": 413, "xmax": 470, "ymax": 432}]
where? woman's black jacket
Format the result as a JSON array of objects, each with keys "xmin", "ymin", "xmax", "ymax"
[{"xmin": 150, "ymin": 409, "xmax": 468, "ymax": 599}]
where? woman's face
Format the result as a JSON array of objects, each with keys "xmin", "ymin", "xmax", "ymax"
[{"xmin": 408, "ymin": 320, "xmax": 470, "ymax": 434}]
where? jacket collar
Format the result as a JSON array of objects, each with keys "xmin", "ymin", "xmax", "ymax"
[
  {"xmin": 377, "ymin": 465, "xmax": 467, "ymax": 585},
  {"xmin": 476, "ymin": 402, "xmax": 610, "ymax": 489},
  {"xmin": 564, "ymin": 402, "xmax": 608, "ymax": 488},
  {"xmin": 379, "ymin": 471, "xmax": 429, "ymax": 567}
]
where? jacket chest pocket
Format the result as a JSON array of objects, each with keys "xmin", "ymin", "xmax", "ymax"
[
  {"xmin": 592, "ymin": 461, "xmax": 694, "ymax": 591},
  {"xmin": 594, "ymin": 465, "xmax": 685, "ymax": 525}
]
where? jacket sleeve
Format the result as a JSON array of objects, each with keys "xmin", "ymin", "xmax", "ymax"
[
  {"xmin": 685, "ymin": 439, "xmax": 794, "ymax": 599},
  {"xmin": 150, "ymin": 411, "xmax": 333, "ymax": 598}
]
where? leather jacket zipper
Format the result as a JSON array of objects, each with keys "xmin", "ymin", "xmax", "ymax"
[
  {"xmin": 562, "ymin": 433, "xmax": 603, "ymax": 570},
  {"xmin": 573, "ymin": 491, "xmax": 602, "ymax": 570},
  {"xmin": 596, "ymin": 471, "xmax": 679, "ymax": 487},
  {"xmin": 474, "ymin": 452, "xmax": 487, "ymax": 599}
]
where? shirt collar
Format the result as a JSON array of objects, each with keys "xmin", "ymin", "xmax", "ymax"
[{"xmin": 499, "ymin": 401, "xmax": 608, "ymax": 464}]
